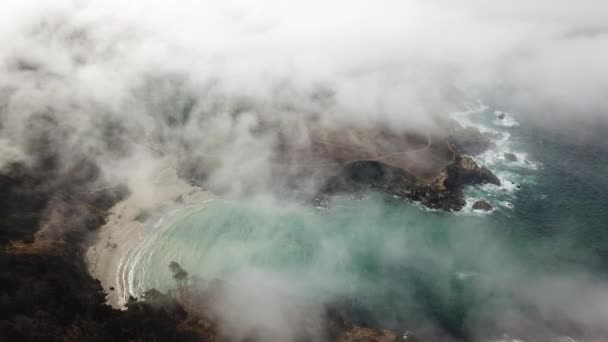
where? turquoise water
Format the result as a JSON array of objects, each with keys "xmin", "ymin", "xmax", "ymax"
[
  {"xmin": 127, "ymin": 196, "xmax": 504, "ymax": 334},
  {"xmin": 121, "ymin": 107, "xmax": 608, "ymax": 340}
]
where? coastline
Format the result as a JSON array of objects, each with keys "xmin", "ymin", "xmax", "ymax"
[
  {"xmin": 86, "ymin": 177, "xmax": 212, "ymax": 308},
  {"xmin": 86, "ymin": 200, "xmax": 147, "ymax": 308}
]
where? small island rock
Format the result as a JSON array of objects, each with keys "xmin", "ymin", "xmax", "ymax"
[
  {"xmin": 504, "ymin": 152, "xmax": 517, "ymax": 161},
  {"xmin": 472, "ymin": 200, "xmax": 493, "ymax": 211}
]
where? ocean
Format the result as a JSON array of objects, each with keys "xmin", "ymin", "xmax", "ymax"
[{"xmin": 115, "ymin": 105, "xmax": 608, "ymax": 341}]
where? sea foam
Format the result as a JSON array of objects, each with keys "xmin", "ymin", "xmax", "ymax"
[{"xmin": 449, "ymin": 103, "xmax": 539, "ymax": 214}]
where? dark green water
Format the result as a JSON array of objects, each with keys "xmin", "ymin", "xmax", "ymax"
[{"xmin": 121, "ymin": 108, "xmax": 608, "ymax": 340}]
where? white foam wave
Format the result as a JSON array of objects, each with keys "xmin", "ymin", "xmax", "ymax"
[
  {"xmin": 455, "ymin": 271, "xmax": 478, "ymax": 280},
  {"xmin": 451, "ymin": 102, "xmax": 490, "ymax": 129},
  {"xmin": 111, "ymin": 199, "xmax": 216, "ymax": 305},
  {"xmin": 448, "ymin": 103, "xmax": 541, "ymax": 214},
  {"xmin": 499, "ymin": 201, "xmax": 514, "ymax": 209}
]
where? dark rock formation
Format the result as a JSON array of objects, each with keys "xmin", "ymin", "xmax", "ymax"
[
  {"xmin": 472, "ymin": 200, "xmax": 493, "ymax": 211},
  {"xmin": 504, "ymin": 152, "xmax": 517, "ymax": 161},
  {"xmin": 320, "ymin": 154, "xmax": 500, "ymax": 211},
  {"xmin": 497, "ymin": 112, "xmax": 506, "ymax": 120},
  {"xmin": 444, "ymin": 155, "xmax": 501, "ymax": 189}
]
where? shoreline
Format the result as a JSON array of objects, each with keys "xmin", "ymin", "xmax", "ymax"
[
  {"xmin": 86, "ymin": 200, "xmax": 147, "ymax": 308},
  {"xmin": 86, "ymin": 179, "xmax": 212, "ymax": 308}
]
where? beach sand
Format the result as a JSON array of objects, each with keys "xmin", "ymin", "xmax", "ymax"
[{"xmin": 86, "ymin": 175, "xmax": 212, "ymax": 308}]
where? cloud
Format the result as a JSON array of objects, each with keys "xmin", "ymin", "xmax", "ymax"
[{"xmin": 1, "ymin": 1, "xmax": 608, "ymax": 340}]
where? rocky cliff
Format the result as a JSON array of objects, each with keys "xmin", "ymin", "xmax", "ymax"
[{"xmin": 319, "ymin": 153, "xmax": 500, "ymax": 211}]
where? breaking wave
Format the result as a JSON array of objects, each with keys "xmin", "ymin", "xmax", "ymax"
[{"xmin": 450, "ymin": 103, "xmax": 540, "ymax": 215}]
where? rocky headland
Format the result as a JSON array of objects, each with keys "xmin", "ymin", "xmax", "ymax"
[{"xmin": 301, "ymin": 123, "xmax": 500, "ymax": 211}]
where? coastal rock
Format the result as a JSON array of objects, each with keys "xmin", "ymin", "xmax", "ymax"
[
  {"xmin": 320, "ymin": 153, "xmax": 500, "ymax": 212},
  {"xmin": 497, "ymin": 112, "xmax": 506, "ymax": 120},
  {"xmin": 410, "ymin": 154, "xmax": 500, "ymax": 211},
  {"xmin": 472, "ymin": 200, "xmax": 493, "ymax": 211},
  {"xmin": 449, "ymin": 122, "xmax": 494, "ymax": 155},
  {"xmin": 445, "ymin": 155, "xmax": 501, "ymax": 189},
  {"xmin": 504, "ymin": 152, "xmax": 517, "ymax": 161}
]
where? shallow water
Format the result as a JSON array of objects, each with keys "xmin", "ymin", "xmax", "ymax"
[{"xmin": 118, "ymin": 105, "xmax": 608, "ymax": 340}]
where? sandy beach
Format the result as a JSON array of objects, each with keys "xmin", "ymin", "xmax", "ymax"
[{"xmin": 86, "ymin": 175, "xmax": 212, "ymax": 308}]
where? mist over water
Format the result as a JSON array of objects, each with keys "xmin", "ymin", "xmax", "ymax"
[{"xmin": 1, "ymin": 0, "xmax": 608, "ymax": 341}]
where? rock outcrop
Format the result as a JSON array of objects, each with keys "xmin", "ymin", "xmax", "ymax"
[
  {"xmin": 472, "ymin": 200, "xmax": 493, "ymax": 211},
  {"xmin": 320, "ymin": 154, "xmax": 500, "ymax": 211},
  {"xmin": 504, "ymin": 152, "xmax": 517, "ymax": 161},
  {"xmin": 444, "ymin": 155, "xmax": 500, "ymax": 189}
]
